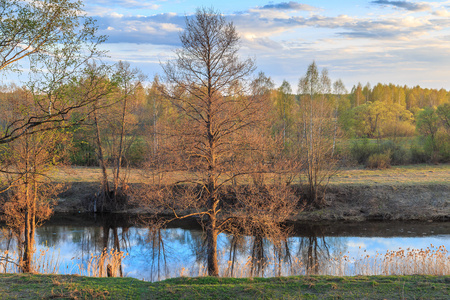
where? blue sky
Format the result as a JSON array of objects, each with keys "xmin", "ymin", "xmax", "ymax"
[{"xmin": 61, "ymin": 1, "xmax": 450, "ymax": 90}]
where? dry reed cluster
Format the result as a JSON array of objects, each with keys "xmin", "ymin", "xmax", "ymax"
[
  {"xmin": 0, "ymin": 248, "xmax": 60, "ymax": 274},
  {"xmin": 77, "ymin": 248, "xmax": 128, "ymax": 277},
  {"xmin": 178, "ymin": 245, "xmax": 449, "ymax": 279}
]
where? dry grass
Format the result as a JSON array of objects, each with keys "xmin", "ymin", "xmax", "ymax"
[
  {"xmin": 0, "ymin": 248, "xmax": 60, "ymax": 274},
  {"xmin": 330, "ymin": 164, "xmax": 450, "ymax": 186},
  {"xmin": 328, "ymin": 245, "xmax": 449, "ymax": 276},
  {"xmin": 78, "ymin": 248, "xmax": 128, "ymax": 278},
  {"xmin": 50, "ymin": 164, "xmax": 450, "ymax": 186}
]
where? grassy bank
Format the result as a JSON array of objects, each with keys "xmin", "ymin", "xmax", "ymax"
[{"xmin": 1, "ymin": 274, "xmax": 448, "ymax": 299}]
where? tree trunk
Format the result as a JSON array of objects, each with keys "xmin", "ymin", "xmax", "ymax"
[
  {"xmin": 114, "ymin": 94, "xmax": 128, "ymax": 205},
  {"xmin": 93, "ymin": 109, "xmax": 110, "ymax": 211},
  {"xmin": 206, "ymin": 214, "xmax": 219, "ymax": 276},
  {"xmin": 22, "ymin": 211, "xmax": 33, "ymax": 273}
]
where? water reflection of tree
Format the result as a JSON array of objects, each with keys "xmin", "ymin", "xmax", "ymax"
[
  {"xmin": 221, "ymin": 230, "xmax": 293, "ymax": 278},
  {"xmin": 145, "ymin": 224, "xmax": 168, "ymax": 281},
  {"xmin": 188, "ymin": 229, "xmax": 207, "ymax": 267},
  {"xmin": 297, "ymin": 225, "xmax": 347, "ymax": 275},
  {"xmin": 225, "ymin": 234, "xmax": 246, "ymax": 277},
  {"xmin": 98, "ymin": 215, "xmax": 130, "ymax": 277},
  {"xmin": 42, "ymin": 215, "xmax": 132, "ymax": 277},
  {"xmin": 273, "ymin": 238, "xmax": 292, "ymax": 277},
  {"xmin": 299, "ymin": 234, "xmax": 328, "ymax": 274},
  {"xmin": 0, "ymin": 228, "xmax": 18, "ymax": 272},
  {"xmin": 218, "ymin": 224, "xmax": 349, "ymax": 278}
]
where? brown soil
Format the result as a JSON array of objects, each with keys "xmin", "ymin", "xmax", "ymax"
[
  {"xmin": 54, "ymin": 181, "xmax": 450, "ymax": 222},
  {"xmin": 294, "ymin": 184, "xmax": 450, "ymax": 222}
]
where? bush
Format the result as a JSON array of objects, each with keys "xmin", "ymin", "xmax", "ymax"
[
  {"xmin": 382, "ymin": 121, "xmax": 415, "ymax": 138},
  {"xmin": 410, "ymin": 142, "xmax": 428, "ymax": 164},
  {"xmin": 366, "ymin": 152, "xmax": 391, "ymax": 169},
  {"xmin": 436, "ymin": 132, "xmax": 450, "ymax": 163},
  {"xmin": 350, "ymin": 139, "xmax": 377, "ymax": 164},
  {"xmin": 378, "ymin": 140, "xmax": 409, "ymax": 165},
  {"xmin": 70, "ymin": 140, "xmax": 97, "ymax": 166},
  {"xmin": 350, "ymin": 139, "xmax": 410, "ymax": 166},
  {"xmin": 126, "ymin": 138, "xmax": 148, "ymax": 166},
  {"xmin": 411, "ymin": 133, "xmax": 450, "ymax": 164}
]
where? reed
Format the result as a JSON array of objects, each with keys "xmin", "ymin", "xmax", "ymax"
[
  {"xmin": 78, "ymin": 248, "xmax": 128, "ymax": 277},
  {"xmin": 1, "ymin": 244, "xmax": 448, "ymax": 281},
  {"xmin": 177, "ymin": 244, "xmax": 449, "ymax": 280},
  {"xmin": 0, "ymin": 247, "xmax": 61, "ymax": 274}
]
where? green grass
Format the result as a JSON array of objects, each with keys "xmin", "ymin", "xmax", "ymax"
[{"xmin": 1, "ymin": 274, "xmax": 448, "ymax": 299}]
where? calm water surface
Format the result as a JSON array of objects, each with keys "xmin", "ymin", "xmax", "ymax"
[{"xmin": 1, "ymin": 214, "xmax": 448, "ymax": 281}]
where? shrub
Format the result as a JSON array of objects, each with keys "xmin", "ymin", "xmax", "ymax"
[
  {"xmin": 70, "ymin": 140, "xmax": 97, "ymax": 166},
  {"xmin": 126, "ymin": 138, "xmax": 148, "ymax": 166},
  {"xmin": 436, "ymin": 132, "xmax": 450, "ymax": 163},
  {"xmin": 412, "ymin": 132, "xmax": 450, "ymax": 164},
  {"xmin": 350, "ymin": 139, "xmax": 377, "ymax": 164},
  {"xmin": 410, "ymin": 142, "xmax": 428, "ymax": 164},
  {"xmin": 350, "ymin": 139, "xmax": 410, "ymax": 166},
  {"xmin": 366, "ymin": 152, "xmax": 391, "ymax": 169},
  {"xmin": 382, "ymin": 121, "xmax": 415, "ymax": 138},
  {"xmin": 378, "ymin": 140, "xmax": 409, "ymax": 165}
]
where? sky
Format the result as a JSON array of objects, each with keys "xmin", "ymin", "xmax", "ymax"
[{"xmin": 21, "ymin": 1, "xmax": 450, "ymax": 90}]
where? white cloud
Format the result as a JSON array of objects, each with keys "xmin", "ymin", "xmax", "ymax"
[
  {"xmin": 82, "ymin": 2, "xmax": 450, "ymax": 89},
  {"xmin": 160, "ymin": 23, "xmax": 181, "ymax": 32},
  {"xmin": 110, "ymin": 12, "xmax": 124, "ymax": 18},
  {"xmin": 433, "ymin": 9, "xmax": 450, "ymax": 17}
]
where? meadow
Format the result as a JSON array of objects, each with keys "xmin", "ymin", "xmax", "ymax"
[{"xmin": 0, "ymin": 274, "xmax": 448, "ymax": 299}]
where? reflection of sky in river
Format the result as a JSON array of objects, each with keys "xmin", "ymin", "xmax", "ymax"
[
  {"xmin": 1, "ymin": 224, "xmax": 448, "ymax": 281},
  {"xmin": 346, "ymin": 236, "xmax": 449, "ymax": 256}
]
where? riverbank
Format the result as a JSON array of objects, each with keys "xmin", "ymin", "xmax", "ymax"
[
  {"xmin": 53, "ymin": 164, "xmax": 450, "ymax": 221},
  {"xmin": 1, "ymin": 274, "xmax": 448, "ymax": 299}
]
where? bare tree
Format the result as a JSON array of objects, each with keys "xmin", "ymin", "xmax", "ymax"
[
  {"xmin": 136, "ymin": 9, "xmax": 296, "ymax": 277},
  {"xmin": 297, "ymin": 62, "xmax": 340, "ymax": 208},
  {"xmin": 91, "ymin": 61, "xmax": 145, "ymax": 211},
  {"xmin": 0, "ymin": 91, "xmax": 69, "ymax": 272}
]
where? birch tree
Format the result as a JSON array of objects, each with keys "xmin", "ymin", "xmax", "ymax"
[{"xmin": 0, "ymin": 0, "xmax": 106, "ymax": 144}]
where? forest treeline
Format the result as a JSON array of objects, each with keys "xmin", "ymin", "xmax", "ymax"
[{"xmin": 2, "ymin": 70, "xmax": 448, "ymax": 169}]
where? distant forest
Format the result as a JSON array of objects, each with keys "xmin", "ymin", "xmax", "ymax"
[{"xmin": 1, "ymin": 72, "xmax": 449, "ymax": 169}]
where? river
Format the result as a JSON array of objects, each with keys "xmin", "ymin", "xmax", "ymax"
[{"xmin": 0, "ymin": 214, "xmax": 448, "ymax": 281}]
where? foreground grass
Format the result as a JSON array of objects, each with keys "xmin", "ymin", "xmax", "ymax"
[{"xmin": 1, "ymin": 274, "xmax": 449, "ymax": 299}]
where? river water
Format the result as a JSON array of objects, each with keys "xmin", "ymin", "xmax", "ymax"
[{"xmin": 1, "ymin": 214, "xmax": 449, "ymax": 281}]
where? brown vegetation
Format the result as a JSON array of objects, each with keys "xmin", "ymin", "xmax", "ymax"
[{"xmin": 0, "ymin": 126, "xmax": 68, "ymax": 272}]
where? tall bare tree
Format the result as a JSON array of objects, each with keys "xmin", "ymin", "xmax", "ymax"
[
  {"xmin": 297, "ymin": 62, "xmax": 340, "ymax": 208},
  {"xmin": 138, "ymin": 9, "xmax": 296, "ymax": 277}
]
